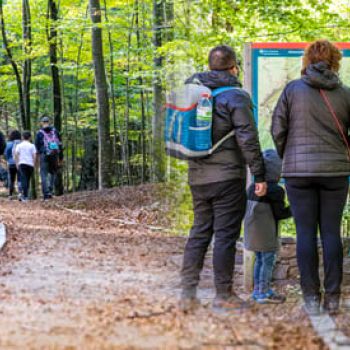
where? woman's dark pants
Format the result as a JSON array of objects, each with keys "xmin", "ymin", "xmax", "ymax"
[
  {"xmin": 8, "ymin": 165, "xmax": 18, "ymax": 196},
  {"xmin": 285, "ymin": 177, "xmax": 348, "ymax": 299},
  {"xmin": 181, "ymin": 180, "xmax": 246, "ymax": 297}
]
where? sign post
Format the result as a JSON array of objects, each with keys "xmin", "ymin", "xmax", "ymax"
[{"xmin": 242, "ymin": 42, "xmax": 350, "ymax": 291}]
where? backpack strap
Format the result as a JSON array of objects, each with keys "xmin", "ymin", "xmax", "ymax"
[
  {"xmin": 208, "ymin": 130, "xmax": 235, "ymax": 155},
  {"xmin": 40, "ymin": 127, "xmax": 56, "ymax": 134},
  {"xmin": 208, "ymin": 86, "xmax": 239, "ymax": 155},
  {"xmin": 320, "ymin": 89, "xmax": 350, "ymax": 161},
  {"xmin": 212, "ymin": 86, "xmax": 238, "ymax": 97}
]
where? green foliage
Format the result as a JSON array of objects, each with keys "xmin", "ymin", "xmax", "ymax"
[
  {"xmin": 163, "ymin": 0, "xmax": 350, "ymax": 235},
  {"xmin": 0, "ymin": 0, "xmax": 349, "ymax": 230},
  {"xmin": 163, "ymin": 178, "xmax": 194, "ymax": 236}
]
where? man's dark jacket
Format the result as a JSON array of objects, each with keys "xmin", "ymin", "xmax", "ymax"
[
  {"xmin": 185, "ymin": 70, "xmax": 265, "ymax": 186},
  {"xmin": 271, "ymin": 62, "xmax": 350, "ymax": 177}
]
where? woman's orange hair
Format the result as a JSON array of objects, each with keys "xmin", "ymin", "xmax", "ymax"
[{"xmin": 301, "ymin": 40, "xmax": 342, "ymax": 75}]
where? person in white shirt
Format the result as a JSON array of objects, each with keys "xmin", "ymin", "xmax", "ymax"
[{"xmin": 14, "ymin": 131, "xmax": 37, "ymax": 202}]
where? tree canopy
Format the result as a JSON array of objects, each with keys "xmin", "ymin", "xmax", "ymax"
[{"xmin": 0, "ymin": 0, "xmax": 348, "ymax": 192}]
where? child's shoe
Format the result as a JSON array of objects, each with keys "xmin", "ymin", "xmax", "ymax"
[
  {"xmin": 251, "ymin": 290, "xmax": 260, "ymax": 301},
  {"xmin": 256, "ymin": 289, "xmax": 286, "ymax": 304}
]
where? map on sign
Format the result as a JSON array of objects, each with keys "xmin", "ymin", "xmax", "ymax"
[{"xmin": 249, "ymin": 43, "xmax": 350, "ymax": 149}]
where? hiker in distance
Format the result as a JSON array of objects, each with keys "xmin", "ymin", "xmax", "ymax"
[
  {"xmin": 180, "ymin": 45, "xmax": 267, "ymax": 312},
  {"xmin": 5, "ymin": 130, "xmax": 22, "ymax": 199},
  {"xmin": 14, "ymin": 131, "xmax": 37, "ymax": 202},
  {"xmin": 35, "ymin": 116, "xmax": 63, "ymax": 200},
  {"xmin": 272, "ymin": 40, "xmax": 350, "ymax": 315}
]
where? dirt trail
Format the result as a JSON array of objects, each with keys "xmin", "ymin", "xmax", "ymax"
[{"xmin": 0, "ymin": 186, "xmax": 327, "ymax": 349}]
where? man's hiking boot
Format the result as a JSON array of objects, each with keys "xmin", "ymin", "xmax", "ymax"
[
  {"xmin": 255, "ymin": 289, "xmax": 286, "ymax": 304},
  {"xmin": 179, "ymin": 288, "xmax": 200, "ymax": 313},
  {"xmin": 178, "ymin": 296, "xmax": 200, "ymax": 313},
  {"xmin": 323, "ymin": 294, "xmax": 340, "ymax": 315},
  {"xmin": 303, "ymin": 295, "xmax": 321, "ymax": 316},
  {"xmin": 212, "ymin": 292, "xmax": 250, "ymax": 312}
]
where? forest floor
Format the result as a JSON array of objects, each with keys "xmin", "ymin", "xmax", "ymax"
[{"xmin": 0, "ymin": 184, "xmax": 341, "ymax": 349}]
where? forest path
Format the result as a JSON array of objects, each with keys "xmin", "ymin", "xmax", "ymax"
[{"xmin": 0, "ymin": 186, "xmax": 328, "ymax": 349}]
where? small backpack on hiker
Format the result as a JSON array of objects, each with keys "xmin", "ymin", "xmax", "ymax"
[
  {"xmin": 40, "ymin": 128, "xmax": 60, "ymax": 156},
  {"xmin": 165, "ymin": 83, "xmax": 238, "ymax": 160}
]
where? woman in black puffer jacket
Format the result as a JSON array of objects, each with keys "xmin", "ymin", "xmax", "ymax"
[{"xmin": 271, "ymin": 40, "xmax": 350, "ymax": 315}]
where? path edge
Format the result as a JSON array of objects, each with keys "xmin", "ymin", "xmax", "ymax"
[
  {"xmin": 0, "ymin": 223, "xmax": 7, "ymax": 250},
  {"xmin": 309, "ymin": 313, "xmax": 350, "ymax": 349}
]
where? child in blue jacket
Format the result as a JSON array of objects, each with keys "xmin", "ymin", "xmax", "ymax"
[{"xmin": 4, "ymin": 130, "xmax": 22, "ymax": 198}]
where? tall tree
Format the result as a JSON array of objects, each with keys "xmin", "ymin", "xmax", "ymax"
[
  {"xmin": 22, "ymin": 0, "xmax": 31, "ymax": 130},
  {"xmin": 136, "ymin": 0, "xmax": 146, "ymax": 183},
  {"xmin": 72, "ymin": 9, "xmax": 87, "ymax": 192},
  {"xmin": 152, "ymin": 0, "xmax": 165, "ymax": 182},
  {"xmin": 0, "ymin": 0, "xmax": 26, "ymax": 129},
  {"xmin": 103, "ymin": 0, "xmax": 118, "ymax": 178},
  {"xmin": 47, "ymin": 0, "xmax": 64, "ymax": 195},
  {"xmin": 22, "ymin": 0, "xmax": 37, "ymax": 198},
  {"xmin": 89, "ymin": 0, "xmax": 112, "ymax": 189},
  {"xmin": 47, "ymin": 0, "xmax": 62, "ymax": 132}
]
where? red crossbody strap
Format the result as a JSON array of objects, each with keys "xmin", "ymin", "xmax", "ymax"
[{"xmin": 320, "ymin": 89, "xmax": 350, "ymax": 161}]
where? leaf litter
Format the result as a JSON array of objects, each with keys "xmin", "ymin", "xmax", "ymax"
[{"xmin": 0, "ymin": 184, "xmax": 329, "ymax": 349}]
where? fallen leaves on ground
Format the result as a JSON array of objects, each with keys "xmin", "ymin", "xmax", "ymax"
[{"xmin": 0, "ymin": 185, "xmax": 328, "ymax": 349}]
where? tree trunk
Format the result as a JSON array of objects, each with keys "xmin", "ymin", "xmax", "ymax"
[
  {"xmin": 212, "ymin": 0, "xmax": 222, "ymax": 32},
  {"xmin": 164, "ymin": 0, "xmax": 174, "ymax": 42},
  {"xmin": 182, "ymin": 0, "xmax": 190, "ymax": 39},
  {"xmin": 22, "ymin": 0, "xmax": 31, "ymax": 131},
  {"xmin": 47, "ymin": 0, "xmax": 63, "ymax": 195},
  {"xmin": 123, "ymin": 9, "xmax": 135, "ymax": 185},
  {"xmin": 0, "ymin": 0, "xmax": 26, "ymax": 130},
  {"xmin": 152, "ymin": 0, "xmax": 166, "ymax": 182},
  {"xmin": 103, "ymin": 0, "xmax": 119, "ymax": 180},
  {"xmin": 22, "ymin": 0, "xmax": 37, "ymax": 199},
  {"xmin": 79, "ymin": 128, "xmax": 98, "ymax": 191},
  {"xmin": 136, "ymin": 0, "xmax": 146, "ymax": 183},
  {"xmin": 73, "ymin": 16, "xmax": 86, "ymax": 192},
  {"xmin": 89, "ymin": 0, "xmax": 112, "ymax": 189},
  {"xmin": 47, "ymin": 0, "xmax": 62, "ymax": 130},
  {"xmin": 4, "ymin": 107, "xmax": 9, "ymax": 136}
]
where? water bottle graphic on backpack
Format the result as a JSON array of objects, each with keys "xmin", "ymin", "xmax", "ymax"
[
  {"xmin": 40, "ymin": 129, "xmax": 60, "ymax": 156},
  {"xmin": 165, "ymin": 83, "xmax": 237, "ymax": 160}
]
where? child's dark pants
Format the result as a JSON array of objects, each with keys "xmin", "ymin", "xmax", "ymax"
[{"xmin": 19, "ymin": 164, "xmax": 34, "ymax": 199}]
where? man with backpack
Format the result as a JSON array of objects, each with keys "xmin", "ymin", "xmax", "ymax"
[
  {"xmin": 35, "ymin": 115, "xmax": 63, "ymax": 200},
  {"xmin": 179, "ymin": 45, "xmax": 266, "ymax": 312}
]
